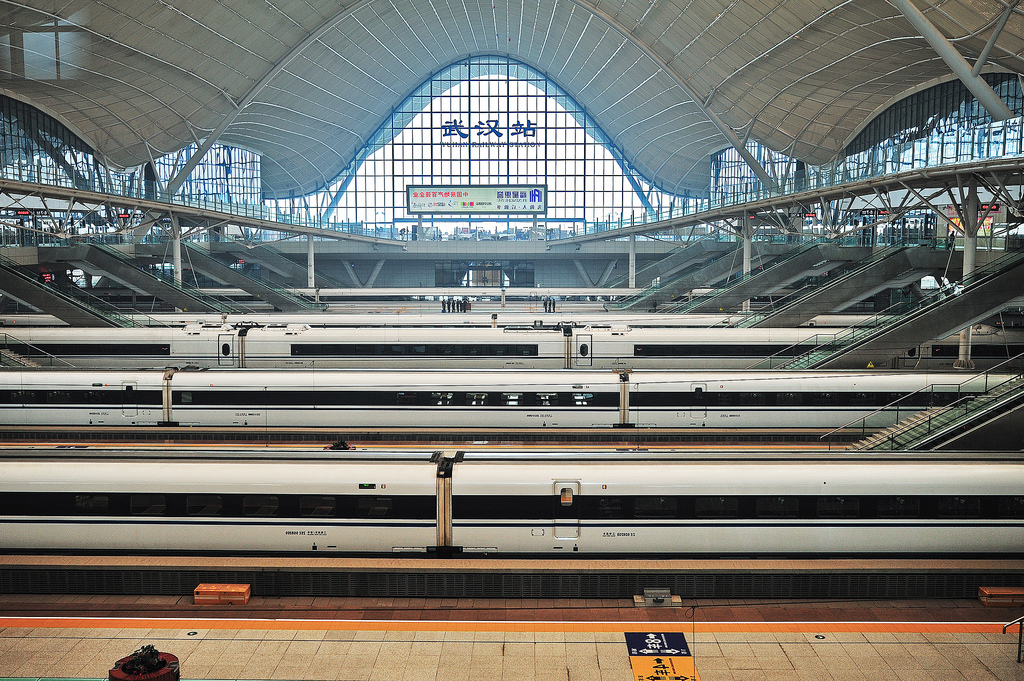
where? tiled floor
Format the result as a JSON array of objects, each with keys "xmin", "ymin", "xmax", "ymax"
[{"xmin": 0, "ymin": 596, "xmax": 1022, "ymax": 680}]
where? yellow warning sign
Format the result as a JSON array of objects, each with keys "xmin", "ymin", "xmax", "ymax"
[
  {"xmin": 630, "ymin": 654, "xmax": 700, "ymax": 681},
  {"xmin": 626, "ymin": 632, "xmax": 701, "ymax": 681}
]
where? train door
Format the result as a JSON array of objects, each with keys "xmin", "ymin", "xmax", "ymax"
[
  {"xmin": 689, "ymin": 383, "xmax": 707, "ymax": 421},
  {"xmin": 122, "ymin": 381, "xmax": 138, "ymax": 417},
  {"xmin": 217, "ymin": 333, "xmax": 236, "ymax": 367},
  {"xmin": 553, "ymin": 481, "xmax": 581, "ymax": 540},
  {"xmin": 574, "ymin": 334, "xmax": 593, "ymax": 367}
]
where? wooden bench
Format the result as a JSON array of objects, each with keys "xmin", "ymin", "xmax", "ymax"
[
  {"xmin": 978, "ymin": 586, "xmax": 1024, "ymax": 607},
  {"xmin": 194, "ymin": 583, "xmax": 251, "ymax": 605}
]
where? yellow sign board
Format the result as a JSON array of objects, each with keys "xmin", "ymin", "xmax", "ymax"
[
  {"xmin": 630, "ymin": 654, "xmax": 700, "ymax": 681},
  {"xmin": 626, "ymin": 632, "xmax": 701, "ymax": 681}
]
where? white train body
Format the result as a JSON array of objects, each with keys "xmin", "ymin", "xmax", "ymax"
[
  {"xmin": 0, "ymin": 368, "xmax": 998, "ymax": 429},
  {"xmin": 1, "ymin": 322, "xmax": 1018, "ymax": 370},
  {"xmin": 0, "ymin": 457, "xmax": 437, "ymax": 554},
  {"xmin": 0, "ymin": 451, "xmax": 1021, "ymax": 556}
]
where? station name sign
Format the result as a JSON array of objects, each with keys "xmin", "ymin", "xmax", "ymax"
[{"xmin": 407, "ymin": 185, "xmax": 547, "ymax": 215}]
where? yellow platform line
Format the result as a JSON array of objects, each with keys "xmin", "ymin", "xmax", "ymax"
[{"xmin": 0, "ymin": 617, "xmax": 1008, "ymax": 634}]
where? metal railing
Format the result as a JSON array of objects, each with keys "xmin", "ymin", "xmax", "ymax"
[
  {"xmin": 0, "ymin": 332, "xmax": 76, "ymax": 367},
  {"xmin": 6, "ymin": 115, "xmax": 1024, "ymax": 245},
  {"xmin": 757, "ymin": 248, "xmax": 1024, "ymax": 370},
  {"xmin": 1003, "ymin": 613, "xmax": 1024, "ymax": 663},
  {"xmin": 0, "ymin": 253, "xmax": 144, "ymax": 328},
  {"xmin": 734, "ymin": 244, "xmax": 906, "ymax": 327},
  {"xmin": 821, "ymin": 353, "xmax": 1024, "ymax": 450}
]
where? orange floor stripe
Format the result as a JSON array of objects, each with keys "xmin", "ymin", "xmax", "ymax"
[{"xmin": 0, "ymin": 616, "xmax": 1008, "ymax": 634}]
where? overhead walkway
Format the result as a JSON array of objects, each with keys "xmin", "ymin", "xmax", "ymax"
[
  {"xmin": 180, "ymin": 243, "xmax": 324, "ymax": 312},
  {"xmin": 0, "ymin": 253, "xmax": 138, "ymax": 327},
  {"xmin": 55, "ymin": 244, "xmax": 248, "ymax": 315},
  {"xmin": 753, "ymin": 248, "xmax": 1024, "ymax": 370},
  {"xmin": 836, "ymin": 362, "xmax": 1024, "ymax": 451},
  {"xmin": 662, "ymin": 240, "xmax": 867, "ymax": 315},
  {"xmin": 604, "ymin": 242, "xmax": 789, "ymax": 311},
  {"xmin": 213, "ymin": 241, "xmax": 351, "ymax": 290},
  {"xmin": 740, "ymin": 245, "xmax": 950, "ymax": 328},
  {"xmin": 603, "ymin": 238, "xmax": 732, "ymax": 290}
]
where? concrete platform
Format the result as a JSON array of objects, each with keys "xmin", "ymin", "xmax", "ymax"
[{"xmin": 0, "ymin": 594, "xmax": 1022, "ymax": 680}]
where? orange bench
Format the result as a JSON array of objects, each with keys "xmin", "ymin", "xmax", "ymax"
[
  {"xmin": 194, "ymin": 583, "xmax": 251, "ymax": 605},
  {"xmin": 978, "ymin": 586, "xmax": 1024, "ymax": 607}
]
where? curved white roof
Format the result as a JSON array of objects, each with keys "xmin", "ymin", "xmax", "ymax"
[{"xmin": 2, "ymin": 0, "xmax": 1022, "ymax": 197}]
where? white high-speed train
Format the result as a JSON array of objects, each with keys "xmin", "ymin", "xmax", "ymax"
[
  {"xmin": 0, "ymin": 311, "xmax": 875, "ymax": 329},
  {"xmin": 1, "ymin": 449, "xmax": 1020, "ymax": 556},
  {"xmin": 1, "ymin": 322, "xmax": 1019, "ymax": 370},
  {"xmin": 0, "ymin": 367, "xmax": 1001, "ymax": 429}
]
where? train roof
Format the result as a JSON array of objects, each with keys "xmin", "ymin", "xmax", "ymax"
[{"xmin": 0, "ymin": 446, "xmax": 1019, "ymax": 464}]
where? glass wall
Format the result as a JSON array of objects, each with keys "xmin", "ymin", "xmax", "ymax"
[
  {"xmin": 284, "ymin": 55, "xmax": 693, "ymax": 239},
  {"xmin": 711, "ymin": 73, "xmax": 1024, "ymax": 208},
  {"xmin": 153, "ymin": 142, "xmax": 262, "ymax": 206}
]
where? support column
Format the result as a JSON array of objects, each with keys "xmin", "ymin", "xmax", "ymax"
[
  {"xmin": 168, "ymin": 214, "xmax": 184, "ymax": 312},
  {"xmin": 170, "ymin": 214, "xmax": 182, "ymax": 286},
  {"xmin": 741, "ymin": 216, "xmax": 753, "ymax": 313},
  {"xmin": 306, "ymin": 235, "xmax": 315, "ymax": 288},
  {"xmin": 628, "ymin": 234, "xmax": 636, "ymax": 288},
  {"xmin": 955, "ymin": 182, "xmax": 980, "ymax": 369}
]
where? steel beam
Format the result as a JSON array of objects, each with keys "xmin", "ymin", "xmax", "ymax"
[{"xmin": 892, "ymin": 0, "xmax": 1014, "ymax": 121}]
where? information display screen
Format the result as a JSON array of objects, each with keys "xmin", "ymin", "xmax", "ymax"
[{"xmin": 407, "ymin": 185, "xmax": 547, "ymax": 215}]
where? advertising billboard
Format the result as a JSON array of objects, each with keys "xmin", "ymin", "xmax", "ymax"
[{"xmin": 407, "ymin": 185, "xmax": 547, "ymax": 215}]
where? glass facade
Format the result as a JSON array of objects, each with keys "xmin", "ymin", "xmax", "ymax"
[
  {"xmin": 711, "ymin": 73, "xmax": 1024, "ymax": 209},
  {"xmin": 847, "ymin": 73, "xmax": 1024, "ymax": 155},
  {"xmin": 0, "ymin": 94, "xmax": 109, "ymax": 193},
  {"xmin": 2, "ymin": 70, "xmax": 1024, "ymax": 246},
  {"xmin": 299, "ymin": 55, "xmax": 689, "ymax": 239},
  {"xmin": 154, "ymin": 143, "xmax": 262, "ymax": 205}
]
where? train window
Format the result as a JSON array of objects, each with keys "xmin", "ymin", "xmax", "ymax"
[
  {"xmin": 579, "ymin": 343, "xmax": 589, "ymax": 357},
  {"xmin": 74, "ymin": 494, "xmax": 109, "ymax": 514},
  {"xmin": 300, "ymin": 496, "xmax": 337, "ymax": 517},
  {"xmin": 777, "ymin": 393, "xmax": 801, "ymax": 406},
  {"xmin": 695, "ymin": 496, "xmax": 739, "ymax": 518},
  {"xmin": 849, "ymin": 392, "xmax": 873, "ymax": 406},
  {"xmin": 634, "ymin": 496, "xmax": 677, "ymax": 518},
  {"xmin": 756, "ymin": 496, "xmax": 799, "ymax": 518},
  {"xmin": 187, "ymin": 494, "xmax": 223, "ymax": 516},
  {"xmin": 537, "ymin": 392, "xmax": 558, "ymax": 406},
  {"xmin": 431, "ymin": 392, "xmax": 454, "ymax": 406},
  {"xmin": 358, "ymin": 497, "xmax": 392, "ymax": 517},
  {"xmin": 810, "ymin": 392, "xmax": 833, "ymax": 406},
  {"xmin": 130, "ymin": 494, "xmax": 166, "ymax": 515},
  {"xmin": 396, "ymin": 392, "xmax": 418, "ymax": 405},
  {"xmin": 817, "ymin": 496, "xmax": 860, "ymax": 518},
  {"xmin": 221, "ymin": 343, "xmax": 230, "ymax": 356},
  {"xmin": 243, "ymin": 495, "xmax": 279, "ymax": 517},
  {"xmin": 998, "ymin": 496, "xmax": 1024, "ymax": 518},
  {"xmin": 737, "ymin": 392, "xmax": 765, "ymax": 406},
  {"xmin": 877, "ymin": 496, "xmax": 920, "ymax": 518},
  {"xmin": 573, "ymin": 392, "xmax": 593, "ymax": 406},
  {"xmin": 502, "ymin": 393, "xmax": 522, "ymax": 406},
  {"xmin": 466, "ymin": 392, "xmax": 488, "ymax": 406},
  {"xmin": 937, "ymin": 496, "xmax": 981, "ymax": 518},
  {"xmin": 597, "ymin": 497, "xmax": 622, "ymax": 518},
  {"xmin": 180, "ymin": 391, "xmax": 193, "ymax": 404}
]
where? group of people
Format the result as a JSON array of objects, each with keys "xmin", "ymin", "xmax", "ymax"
[
  {"xmin": 442, "ymin": 297, "xmax": 470, "ymax": 313},
  {"xmin": 543, "ymin": 297, "xmax": 557, "ymax": 313}
]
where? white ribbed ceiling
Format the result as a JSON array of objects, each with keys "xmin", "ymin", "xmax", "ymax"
[{"xmin": 2, "ymin": 0, "xmax": 1023, "ymax": 198}]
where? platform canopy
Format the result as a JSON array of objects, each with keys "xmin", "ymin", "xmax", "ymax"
[{"xmin": 2, "ymin": 0, "xmax": 1023, "ymax": 198}]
